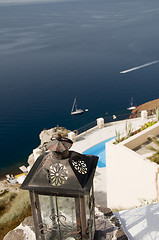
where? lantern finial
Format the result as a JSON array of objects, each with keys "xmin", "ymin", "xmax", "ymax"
[{"xmin": 55, "ymin": 133, "xmax": 62, "ymax": 141}]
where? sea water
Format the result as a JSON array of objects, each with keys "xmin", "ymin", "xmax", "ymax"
[{"xmin": 0, "ymin": 0, "xmax": 159, "ymax": 176}]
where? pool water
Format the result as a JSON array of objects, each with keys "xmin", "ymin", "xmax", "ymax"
[{"xmin": 83, "ymin": 137, "xmax": 115, "ymax": 168}]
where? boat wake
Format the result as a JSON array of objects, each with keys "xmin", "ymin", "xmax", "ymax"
[{"xmin": 120, "ymin": 60, "xmax": 159, "ymax": 74}]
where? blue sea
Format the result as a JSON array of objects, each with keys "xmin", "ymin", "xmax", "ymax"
[{"xmin": 0, "ymin": 0, "xmax": 159, "ymax": 177}]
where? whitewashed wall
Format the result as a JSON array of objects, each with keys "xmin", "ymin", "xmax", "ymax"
[
  {"xmin": 124, "ymin": 121, "xmax": 159, "ymax": 150},
  {"xmin": 106, "ymin": 140, "xmax": 159, "ymax": 210}
]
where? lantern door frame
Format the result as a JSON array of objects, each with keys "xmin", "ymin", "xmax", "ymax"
[{"xmin": 29, "ymin": 188, "xmax": 95, "ymax": 240}]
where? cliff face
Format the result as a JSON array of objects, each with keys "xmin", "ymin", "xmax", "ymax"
[
  {"xmin": 39, "ymin": 126, "xmax": 71, "ymax": 146},
  {"xmin": 27, "ymin": 126, "xmax": 71, "ymax": 167},
  {"xmin": 0, "ymin": 181, "xmax": 32, "ymax": 240},
  {"xmin": 130, "ymin": 99, "xmax": 159, "ymax": 118}
]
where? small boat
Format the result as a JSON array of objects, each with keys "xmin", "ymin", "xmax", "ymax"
[
  {"xmin": 127, "ymin": 97, "xmax": 136, "ymax": 110},
  {"xmin": 71, "ymin": 97, "xmax": 84, "ymax": 115}
]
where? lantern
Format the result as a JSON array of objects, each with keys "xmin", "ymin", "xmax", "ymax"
[{"xmin": 21, "ymin": 135, "xmax": 98, "ymax": 240}]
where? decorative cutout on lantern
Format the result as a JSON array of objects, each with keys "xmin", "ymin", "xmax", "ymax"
[
  {"xmin": 72, "ymin": 155, "xmax": 88, "ymax": 175},
  {"xmin": 49, "ymin": 163, "xmax": 68, "ymax": 186}
]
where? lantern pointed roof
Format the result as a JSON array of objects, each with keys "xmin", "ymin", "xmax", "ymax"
[
  {"xmin": 21, "ymin": 150, "xmax": 98, "ymax": 196},
  {"xmin": 44, "ymin": 133, "xmax": 73, "ymax": 153}
]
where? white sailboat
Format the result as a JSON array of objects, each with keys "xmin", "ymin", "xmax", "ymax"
[
  {"xmin": 71, "ymin": 97, "xmax": 84, "ymax": 115},
  {"xmin": 127, "ymin": 97, "xmax": 136, "ymax": 110}
]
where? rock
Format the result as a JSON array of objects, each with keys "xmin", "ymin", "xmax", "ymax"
[
  {"xmin": 27, "ymin": 153, "xmax": 35, "ymax": 168},
  {"xmin": 27, "ymin": 127, "xmax": 71, "ymax": 168},
  {"xmin": 33, "ymin": 147, "xmax": 43, "ymax": 162},
  {"xmin": 130, "ymin": 98, "xmax": 159, "ymax": 118},
  {"xmin": 39, "ymin": 128, "xmax": 56, "ymax": 145},
  {"xmin": 22, "ymin": 216, "xmax": 34, "ymax": 232},
  {"xmin": 95, "ymin": 207, "xmax": 128, "ymax": 240},
  {"xmin": 3, "ymin": 216, "xmax": 35, "ymax": 240},
  {"xmin": 0, "ymin": 181, "xmax": 9, "ymax": 194},
  {"xmin": 98, "ymin": 207, "xmax": 113, "ymax": 217},
  {"xmin": 3, "ymin": 229, "xmax": 25, "ymax": 240},
  {"xmin": 3, "ymin": 210, "xmax": 128, "ymax": 240},
  {"xmin": 39, "ymin": 127, "xmax": 71, "ymax": 146},
  {"xmin": 0, "ymin": 180, "xmax": 19, "ymax": 195},
  {"xmin": 116, "ymin": 228, "xmax": 128, "ymax": 239}
]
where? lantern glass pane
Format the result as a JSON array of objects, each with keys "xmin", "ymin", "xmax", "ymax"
[
  {"xmin": 56, "ymin": 196, "xmax": 79, "ymax": 238},
  {"xmin": 39, "ymin": 195, "xmax": 57, "ymax": 240},
  {"xmin": 38, "ymin": 195, "xmax": 80, "ymax": 240}
]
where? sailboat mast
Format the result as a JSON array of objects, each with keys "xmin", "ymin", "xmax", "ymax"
[
  {"xmin": 71, "ymin": 97, "xmax": 76, "ymax": 113},
  {"xmin": 71, "ymin": 97, "xmax": 84, "ymax": 115},
  {"xmin": 75, "ymin": 98, "xmax": 77, "ymax": 111},
  {"xmin": 131, "ymin": 97, "xmax": 133, "ymax": 107}
]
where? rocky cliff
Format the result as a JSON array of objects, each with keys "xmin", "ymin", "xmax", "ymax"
[{"xmin": 130, "ymin": 98, "xmax": 159, "ymax": 118}]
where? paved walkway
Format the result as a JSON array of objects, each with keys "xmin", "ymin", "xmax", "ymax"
[
  {"xmin": 114, "ymin": 203, "xmax": 159, "ymax": 240},
  {"xmin": 71, "ymin": 116, "xmax": 152, "ymax": 207},
  {"xmin": 71, "ymin": 117, "xmax": 148, "ymax": 153},
  {"xmin": 71, "ymin": 117, "xmax": 147, "ymax": 207},
  {"xmin": 71, "ymin": 116, "xmax": 159, "ymax": 239}
]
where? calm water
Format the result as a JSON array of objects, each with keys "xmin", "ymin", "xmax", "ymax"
[{"xmin": 0, "ymin": 0, "xmax": 159, "ymax": 176}]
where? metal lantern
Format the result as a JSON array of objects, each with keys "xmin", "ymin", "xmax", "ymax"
[{"xmin": 21, "ymin": 135, "xmax": 98, "ymax": 240}]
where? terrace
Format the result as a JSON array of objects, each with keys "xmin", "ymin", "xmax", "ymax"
[
  {"xmin": 71, "ymin": 113, "xmax": 155, "ymax": 209},
  {"xmin": 71, "ymin": 113, "xmax": 159, "ymax": 239},
  {"xmin": 4, "ymin": 112, "xmax": 159, "ymax": 240}
]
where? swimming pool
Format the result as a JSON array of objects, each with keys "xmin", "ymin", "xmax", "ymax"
[{"xmin": 83, "ymin": 137, "xmax": 115, "ymax": 168}]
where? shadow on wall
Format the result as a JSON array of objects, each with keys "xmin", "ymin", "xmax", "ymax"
[{"xmin": 114, "ymin": 203, "xmax": 159, "ymax": 240}]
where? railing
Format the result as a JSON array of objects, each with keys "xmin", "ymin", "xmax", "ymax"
[
  {"xmin": 104, "ymin": 112, "xmax": 131, "ymax": 123},
  {"xmin": 75, "ymin": 120, "xmax": 97, "ymax": 135},
  {"xmin": 75, "ymin": 112, "xmax": 131, "ymax": 135}
]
